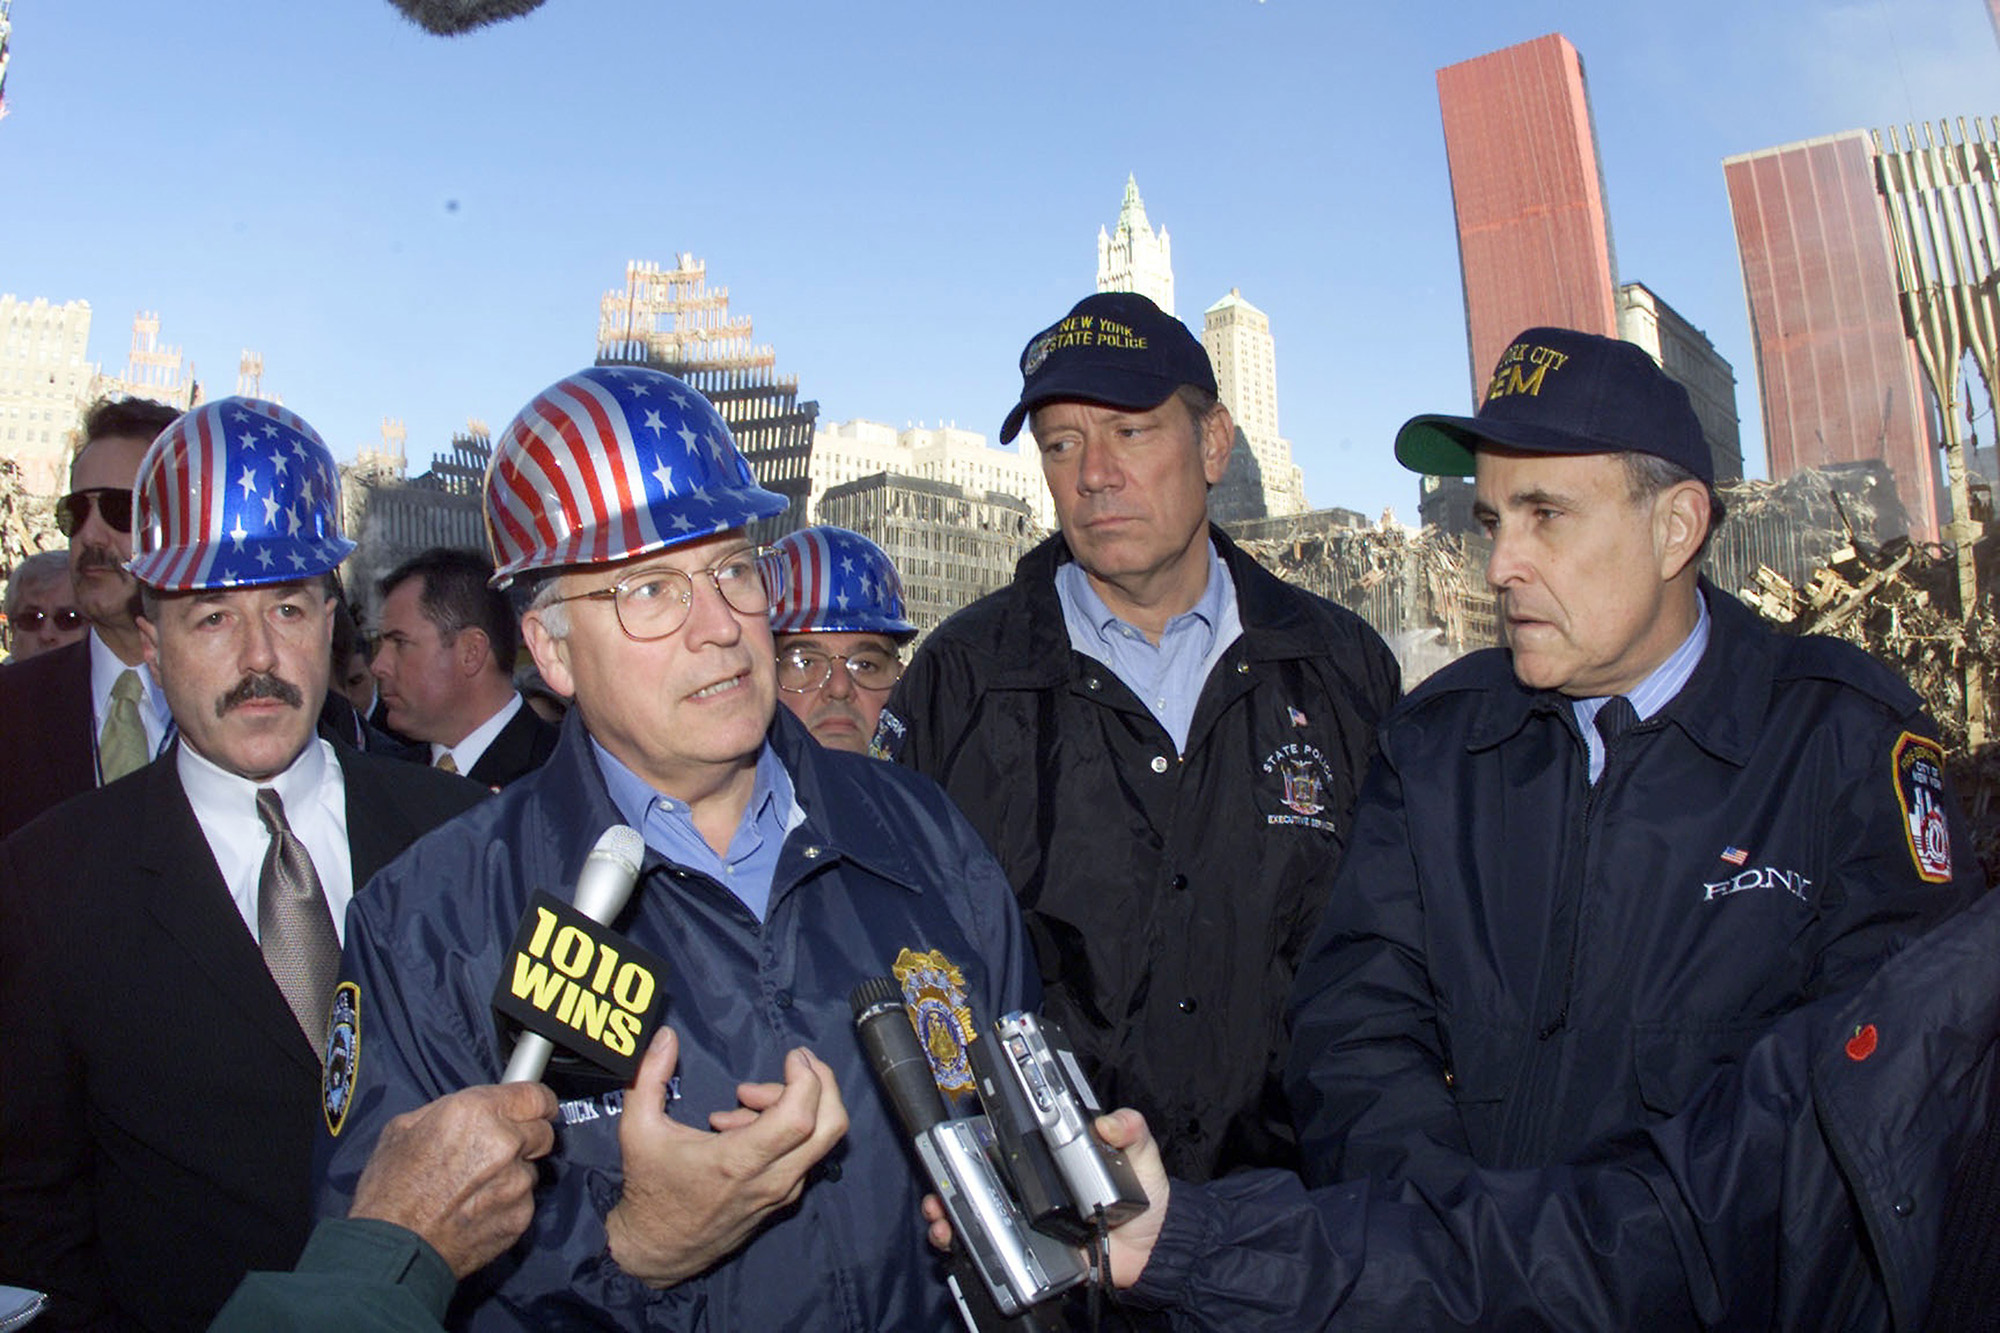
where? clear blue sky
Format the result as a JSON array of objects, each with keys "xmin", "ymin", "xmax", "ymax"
[{"xmin": 2, "ymin": 0, "xmax": 1994, "ymax": 522}]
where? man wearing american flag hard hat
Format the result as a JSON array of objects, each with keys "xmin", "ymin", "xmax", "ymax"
[
  {"xmin": 318, "ymin": 366, "xmax": 1034, "ymax": 1329},
  {"xmin": 768, "ymin": 525, "xmax": 916, "ymax": 754},
  {"xmin": 0, "ymin": 397, "xmax": 485, "ymax": 1330}
]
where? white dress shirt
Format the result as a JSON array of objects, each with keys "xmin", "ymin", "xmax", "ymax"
[
  {"xmin": 177, "ymin": 736, "xmax": 354, "ymax": 945},
  {"xmin": 89, "ymin": 628, "xmax": 172, "ymax": 770},
  {"xmin": 431, "ymin": 691, "xmax": 525, "ymax": 775}
]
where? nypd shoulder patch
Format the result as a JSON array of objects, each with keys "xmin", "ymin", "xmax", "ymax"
[
  {"xmin": 322, "ymin": 981, "xmax": 360, "ymax": 1137},
  {"xmin": 1892, "ymin": 731, "xmax": 1954, "ymax": 884}
]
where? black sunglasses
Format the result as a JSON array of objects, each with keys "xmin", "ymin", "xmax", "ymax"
[
  {"xmin": 12, "ymin": 607, "xmax": 84, "ymax": 633},
  {"xmin": 56, "ymin": 488, "xmax": 134, "ymax": 537}
]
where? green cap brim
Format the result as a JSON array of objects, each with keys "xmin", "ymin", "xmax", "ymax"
[{"xmin": 1393, "ymin": 415, "xmax": 1482, "ymax": 477}]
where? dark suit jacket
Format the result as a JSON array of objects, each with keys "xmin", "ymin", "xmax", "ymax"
[
  {"xmin": 0, "ymin": 638, "xmax": 97, "ymax": 840},
  {"xmin": 464, "ymin": 702, "xmax": 559, "ymax": 791},
  {"xmin": 0, "ymin": 743, "xmax": 485, "ymax": 1333}
]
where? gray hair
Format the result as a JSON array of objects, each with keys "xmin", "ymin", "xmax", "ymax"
[
  {"xmin": 1621, "ymin": 451, "xmax": 1726, "ymax": 559},
  {"xmin": 524, "ymin": 575, "xmax": 570, "ymax": 640},
  {"xmin": 4, "ymin": 550, "xmax": 72, "ymax": 618}
]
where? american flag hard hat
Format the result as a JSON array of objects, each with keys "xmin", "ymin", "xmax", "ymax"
[
  {"xmin": 483, "ymin": 366, "xmax": 788, "ymax": 588},
  {"xmin": 128, "ymin": 397, "xmax": 355, "ymax": 592},
  {"xmin": 769, "ymin": 526, "xmax": 915, "ymax": 640}
]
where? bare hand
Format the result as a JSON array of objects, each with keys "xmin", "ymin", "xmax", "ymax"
[
  {"xmin": 922, "ymin": 1108, "xmax": 1169, "ymax": 1290},
  {"xmin": 605, "ymin": 1027, "xmax": 849, "ymax": 1287},
  {"xmin": 349, "ymin": 1081, "xmax": 559, "ymax": 1278},
  {"xmin": 1095, "ymin": 1109, "xmax": 1169, "ymax": 1288}
]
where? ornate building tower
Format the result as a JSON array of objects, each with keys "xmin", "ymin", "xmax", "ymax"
[{"xmin": 1096, "ymin": 175, "xmax": 1175, "ymax": 317}]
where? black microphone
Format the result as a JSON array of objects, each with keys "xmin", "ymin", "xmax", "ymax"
[
  {"xmin": 850, "ymin": 976, "xmax": 949, "ymax": 1138},
  {"xmin": 501, "ymin": 825, "xmax": 646, "ymax": 1084}
]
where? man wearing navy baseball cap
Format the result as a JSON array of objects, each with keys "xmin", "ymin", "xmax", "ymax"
[
  {"xmin": 1285, "ymin": 326, "xmax": 1982, "ymax": 1192},
  {"xmin": 878, "ymin": 291, "xmax": 1402, "ymax": 1185}
]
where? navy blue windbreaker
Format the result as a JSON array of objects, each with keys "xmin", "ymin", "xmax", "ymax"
[
  {"xmin": 315, "ymin": 708, "xmax": 1034, "ymax": 1331},
  {"xmin": 1132, "ymin": 886, "xmax": 2000, "ymax": 1330},
  {"xmin": 1287, "ymin": 582, "xmax": 1982, "ymax": 1189}
]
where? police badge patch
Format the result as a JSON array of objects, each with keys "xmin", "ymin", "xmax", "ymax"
[
  {"xmin": 1893, "ymin": 731, "xmax": 1954, "ymax": 883},
  {"xmin": 892, "ymin": 946, "xmax": 977, "ymax": 1092},
  {"xmin": 322, "ymin": 981, "xmax": 360, "ymax": 1137}
]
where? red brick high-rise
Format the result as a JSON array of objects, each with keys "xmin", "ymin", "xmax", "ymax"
[
  {"xmin": 1437, "ymin": 33, "xmax": 1619, "ymax": 404},
  {"xmin": 1723, "ymin": 131, "xmax": 1939, "ymax": 540}
]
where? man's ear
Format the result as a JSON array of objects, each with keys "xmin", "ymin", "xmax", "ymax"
[
  {"xmin": 1200, "ymin": 403, "xmax": 1236, "ymax": 486},
  {"xmin": 521, "ymin": 611, "xmax": 576, "ymax": 699},
  {"xmin": 137, "ymin": 611, "xmax": 160, "ymax": 671},
  {"xmin": 1655, "ymin": 480, "xmax": 1710, "ymax": 582},
  {"xmin": 457, "ymin": 626, "xmax": 492, "ymax": 678}
]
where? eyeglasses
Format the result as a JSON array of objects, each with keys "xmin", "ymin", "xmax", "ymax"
[
  {"xmin": 544, "ymin": 546, "xmax": 784, "ymax": 642},
  {"xmin": 56, "ymin": 488, "xmax": 134, "ymax": 537},
  {"xmin": 12, "ymin": 608, "xmax": 84, "ymax": 633},
  {"xmin": 776, "ymin": 645, "xmax": 904, "ymax": 694}
]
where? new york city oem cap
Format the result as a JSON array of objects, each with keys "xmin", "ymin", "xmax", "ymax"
[
  {"xmin": 998, "ymin": 292, "xmax": 1218, "ymax": 444},
  {"xmin": 1394, "ymin": 327, "xmax": 1712, "ymax": 486}
]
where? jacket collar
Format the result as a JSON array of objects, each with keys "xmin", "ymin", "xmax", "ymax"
[
  {"xmin": 996, "ymin": 525, "xmax": 1323, "ymax": 687},
  {"xmin": 537, "ymin": 705, "xmax": 930, "ymax": 898},
  {"xmin": 1464, "ymin": 580, "xmax": 1771, "ymax": 767}
]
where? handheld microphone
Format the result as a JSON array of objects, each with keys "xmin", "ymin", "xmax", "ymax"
[
  {"xmin": 501, "ymin": 825, "xmax": 646, "ymax": 1084},
  {"xmin": 852, "ymin": 976, "xmax": 949, "ymax": 1137}
]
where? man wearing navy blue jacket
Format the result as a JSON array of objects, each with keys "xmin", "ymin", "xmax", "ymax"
[
  {"xmin": 1286, "ymin": 327, "xmax": 1982, "ymax": 1194},
  {"xmin": 317, "ymin": 368, "xmax": 1033, "ymax": 1331}
]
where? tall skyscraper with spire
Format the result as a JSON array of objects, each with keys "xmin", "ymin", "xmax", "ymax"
[{"xmin": 1096, "ymin": 175, "xmax": 1175, "ymax": 317}]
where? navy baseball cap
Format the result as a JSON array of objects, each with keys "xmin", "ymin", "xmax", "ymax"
[
  {"xmin": 1394, "ymin": 327, "xmax": 1712, "ymax": 485},
  {"xmin": 998, "ymin": 292, "xmax": 1218, "ymax": 444}
]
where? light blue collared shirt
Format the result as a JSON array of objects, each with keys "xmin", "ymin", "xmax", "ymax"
[
  {"xmin": 1572, "ymin": 592, "xmax": 1712, "ymax": 784},
  {"xmin": 1055, "ymin": 541, "xmax": 1244, "ymax": 754},
  {"xmin": 591, "ymin": 738, "xmax": 804, "ymax": 921}
]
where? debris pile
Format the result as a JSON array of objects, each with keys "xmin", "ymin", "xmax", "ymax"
[{"xmin": 1235, "ymin": 518, "xmax": 1494, "ymax": 685}]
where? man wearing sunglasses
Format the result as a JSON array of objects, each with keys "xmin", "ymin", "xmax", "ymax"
[
  {"xmin": 2, "ymin": 550, "xmax": 86, "ymax": 662},
  {"xmin": 318, "ymin": 368, "xmax": 1032, "ymax": 1330},
  {"xmin": 0, "ymin": 396, "xmax": 181, "ymax": 838},
  {"xmin": 767, "ymin": 526, "xmax": 915, "ymax": 754},
  {"xmin": 0, "ymin": 397, "xmax": 484, "ymax": 1333}
]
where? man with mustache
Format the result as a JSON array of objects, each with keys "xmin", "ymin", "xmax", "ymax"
[
  {"xmin": 0, "ymin": 397, "xmax": 484, "ymax": 1333},
  {"xmin": 877, "ymin": 292, "xmax": 1401, "ymax": 1185},
  {"xmin": 767, "ymin": 526, "xmax": 915, "ymax": 754},
  {"xmin": 0, "ymin": 396, "xmax": 180, "ymax": 838},
  {"xmin": 1284, "ymin": 327, "xmax": 1983, "ymax": 1193}
]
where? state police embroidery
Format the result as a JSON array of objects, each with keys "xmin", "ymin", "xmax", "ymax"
[
  {"xmin": 322, "ymin": 981, "xmax": 360, "ymax": 1137},
  {"xmin": 1893, "ymin": 731, "xmax": 1954, "ymax": 883},
  {"xmin": 892, "ymin": 947, "xmax": 976, "ymax": 1092},
  {"xmin": 1259, "ymin": 740, "xmax": 1338, "ymax": 833}
]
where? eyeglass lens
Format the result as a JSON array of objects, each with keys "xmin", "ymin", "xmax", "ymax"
[
  {"xmin": 56, "ymin": 489, "xmax": 134, "ymax": 537},
  {"xmin": 776, "ymin": 648, "xmax": 903, "ymax": 692},
  {"xmin": 612, "ymin": 549, "xmax": 776, "ymax": 640}
]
